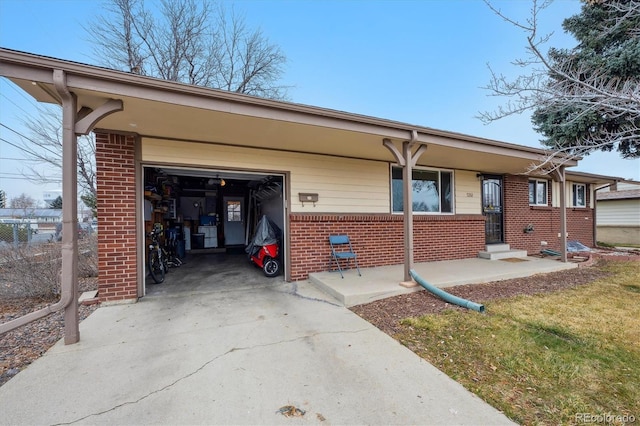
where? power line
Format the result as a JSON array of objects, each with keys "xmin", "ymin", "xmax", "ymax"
[
  {"xmin": 0, "ymin": 92, "xmax": 34, "ymax": 116},
  {"xmin": 0, "ymin": 175, "xmax": 62, "ymax": 182},
  {"xmin": 0, "ymin": 136, "xmax": 46, "ymax": 159},
  {"xmin": 0, "ymin": 123, "xmax": 61, "ymax": 158},
  {"xmin": 2, "ymin": 79, "xmax": 41, "ymax": 108},
  {"xmin": 0, "ymin": 156, "xmax": 38, "ymax": 161}
]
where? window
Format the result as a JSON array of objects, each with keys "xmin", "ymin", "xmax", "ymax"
[
  {"xmin": 573, "ymin": 183, "xmax": 586, "ymax": 207},
  {"xmin": 529, "ymin": 179, "xmax": 548, "ymax": 206},
  {"xmin": 391, "ymin": 167, "xmax": 453, "ymax": 213},
  {"xmin": 226, "ymin": 200, "xmax": 242, "ymax": 222}
]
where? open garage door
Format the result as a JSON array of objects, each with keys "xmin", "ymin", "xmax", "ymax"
[{"xmin": 142, "ymin": 165, "xmax": 287, "ymax": 294}]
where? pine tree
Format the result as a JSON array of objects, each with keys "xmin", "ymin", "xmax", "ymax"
[
  {"xmin": 49, "ymin": 196, "xmax": 63, "ymax": 209},
  {"xmin": 531, "ymin": 0, "xmax": 640, "ymax": 158}
]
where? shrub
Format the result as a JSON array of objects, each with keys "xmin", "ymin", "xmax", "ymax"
[{"xmin": 0, "ymin": 234, "xmax": 97, "ymax": 299}]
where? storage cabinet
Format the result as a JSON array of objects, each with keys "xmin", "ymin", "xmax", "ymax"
[{"xmin": 197, "ymin": 225, "xmax": 218, "ymax": 248}]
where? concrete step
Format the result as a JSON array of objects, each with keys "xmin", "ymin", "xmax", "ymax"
[
  {"xmin": 484, "ymin": 243, "xmax": 510, "ymax": 252},
  {"xmin": 478, "ymin": 249, "xmax": 528, "ymax": 260}
]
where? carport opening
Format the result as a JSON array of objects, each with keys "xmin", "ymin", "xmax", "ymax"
[{"xmin": 142, "ymin": 166, "xmax": 286, "ymax": 292}]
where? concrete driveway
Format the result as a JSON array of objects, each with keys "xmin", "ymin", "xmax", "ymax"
[{"xmin": 0, "ymin": 254, "xmax": 513, "ymax": 425}]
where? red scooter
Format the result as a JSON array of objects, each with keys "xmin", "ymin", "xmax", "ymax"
[
  {"xmin": 246, "ymin": 215, "xmax": 281, "ymax": 277},
  {"xmin": 250, "ymin": 241, "xmax": 280, "ymax": 277}
]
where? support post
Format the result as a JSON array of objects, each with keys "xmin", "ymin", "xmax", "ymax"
[
  {"xmin": 402, "ymin": 140, "xmax": 414, "ymax": 282},
  {"xmin": 383, "ymin": 131, "xmax": 425, "ymax": 282},
  {"xmin": 53, "ymin": 69, "xmax": 80, "ymax": 344},
  {"xmin": 553, "ymin": 166, "xmax": 568, "ymax": 263}
]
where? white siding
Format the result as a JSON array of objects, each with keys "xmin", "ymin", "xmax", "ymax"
[
  {"xmin": 455, "ymin": 171, "xmax": 481, "ymax": 214},
  {"xmin": 142, "ymin": 138, "xmax": 390, "ymax": 213},
  {"xmin": 597, "ymin": 199, "xmax": 640, "ymax": 226},
  {"xmin": 142, "ymin": 138, "xmax": 484, "ymax": 215}
]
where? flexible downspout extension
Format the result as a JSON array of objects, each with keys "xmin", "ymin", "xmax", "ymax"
[{"xmin": 409, "ymin": 269, "xmax": 485, "ymax": 313}]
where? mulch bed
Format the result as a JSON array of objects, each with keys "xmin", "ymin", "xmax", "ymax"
[
  {"xmin": 350, "ymin": 260, "xmax": 619, "ymax": 336},
  {"xmin": 0, "ymin": 278, "xmax": 99, "ymax": 388}
]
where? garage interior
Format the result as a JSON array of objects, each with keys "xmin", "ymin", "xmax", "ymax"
[{"xmin": 143, "ymin": 166, "xmax": 286, "ymax": 288}]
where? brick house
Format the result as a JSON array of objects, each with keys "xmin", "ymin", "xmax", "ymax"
[{"xmin": 1, "ymin": 48, "xmax": 620, "ymax": 306}]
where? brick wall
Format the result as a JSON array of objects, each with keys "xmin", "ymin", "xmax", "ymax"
[
  {"xmin": 96, "ymin": 132, "xmax": 138, "ymax": 302},
  {"xmin": 289, "ymin": 213, "xmax": 485, "ymax": 281},
  {"xmin": 503, "ymin": 174, "xmax": 594, "ymax": 254}
]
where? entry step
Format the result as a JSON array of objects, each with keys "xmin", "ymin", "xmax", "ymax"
[
  {"xmin": 478, "ymin": 249, "xmax": 528, "ymax": 260},
  {"xmin": 484, "ymin": 243, "xmax": 511, "ymax": 252}
]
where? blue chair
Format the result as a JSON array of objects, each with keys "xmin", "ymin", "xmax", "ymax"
[{"xmin": 329, "ymin": 235, "xmax": 361, "ymax": 278}]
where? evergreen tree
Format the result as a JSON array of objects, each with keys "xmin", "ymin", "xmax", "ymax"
[
  {"xmin": 81, "ymin": 193, "xmax": 97, "ymax": 218},
  {"xmin": 531, "ymin": 0, "xmax": 640, "ymax": 159},
  {"xmin": 49, "ymin": 196, "xmax": 63, "ymax": 209}
]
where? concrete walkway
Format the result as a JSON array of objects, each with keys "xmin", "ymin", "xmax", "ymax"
[
  {"xmin": 311, "ymin": 256, "xmax": 578, "ymax": 306},
  {"xmin": 0, "ymin": 254, "xmax": 515, "ymax": 425}
]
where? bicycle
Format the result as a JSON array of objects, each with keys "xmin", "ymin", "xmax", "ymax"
[{"xmin": 147, "ymin": 225, "xmax": 166, "ymax": 283}]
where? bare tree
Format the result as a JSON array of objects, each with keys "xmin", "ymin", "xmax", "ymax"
[
  {"xmin": 18, "ymin": 104, "xmax": 96, "ymax": 197},
  {"xmin": 479, "ymin": 0, "xmax": 640, "ymax": 173},
  {"xmin": 9, "ymin": 0, "xmax": 288, "ymax": 196},
  {"xmin": 9, "ymin": 193, "xmax": 37, "ymax": 212},
  {"xmin": 86, "ymin": 0, "xmax": 289, "ymax": 99}
]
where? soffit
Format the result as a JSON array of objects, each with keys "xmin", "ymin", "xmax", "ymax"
[
  {"xmin": 76, "ymin": 88, "xmax": 559, "ymax": 174},
  {"xmin": 2, "ymin": 52, "xmax": 575, "ymax": 176}
]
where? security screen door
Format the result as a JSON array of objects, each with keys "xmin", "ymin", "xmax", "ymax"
[{"xmin": 482, "ymin": 176, "xmax": 503, "ymax": 244}]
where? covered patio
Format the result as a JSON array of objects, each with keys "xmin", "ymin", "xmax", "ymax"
[{"xmin": 309, "ymin": 256, "xmax": 578, "ymax": 307}]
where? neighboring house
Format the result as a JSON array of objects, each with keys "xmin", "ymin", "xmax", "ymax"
[
  {"xmin": 0, "ymin": 48, "xmax": 621, "ymax": 304},
  {"xmin": 596, "ymin": 181, "xmax": 640, "ymax": 245},
  {"xmin": 0, "ymin": 208, "xmax": 63, "ymax": 225}
]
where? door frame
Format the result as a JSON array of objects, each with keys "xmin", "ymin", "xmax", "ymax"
[
  {"xmin": 139, "ymin": 164, "xmax": 290, "ymax": 293},
  {"xmin": 223, "ymin": 196, "xmax": 246, "ymax": 246},
  {"xmin": 481, "ymin": 174, "xmax": 504, "ymax": 244}
]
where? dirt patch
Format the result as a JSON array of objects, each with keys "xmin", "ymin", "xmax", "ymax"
[
  {"xmin": 350, "ymin": 261, "xmax": 617, "ymax": 336},
  {"xmin": 0, "ymin": 277, "xmax": 99, "ymax": 387}
]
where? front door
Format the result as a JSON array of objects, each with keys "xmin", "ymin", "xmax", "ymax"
[
  {"xmin": 223, "ymin": 197, "xmax": 245, "ymax": 245},
  {"xmin": 482, "ymin": 175, "xmax": 503, "ymax": 244}
]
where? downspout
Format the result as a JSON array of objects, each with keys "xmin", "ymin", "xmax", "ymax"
[
  {"xmin": 402, "ymin": 133, "xmax": 416, "ymax": 282},
  {"xmin": 0, "ymin": 70, "xmax": 79, "ymax": 341},
  {"xmin": 55, "ymin": 70, "xmax": 80, "ymax": 344}
]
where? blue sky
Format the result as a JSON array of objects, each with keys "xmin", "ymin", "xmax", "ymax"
[{"xmin": 1, "ymin": 0, "xmax": 638, "ymax": 203}]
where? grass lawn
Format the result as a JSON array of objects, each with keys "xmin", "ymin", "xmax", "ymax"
[{"xmin": 397, "ymin": 261, "xmax": 639, "ymax": 425}]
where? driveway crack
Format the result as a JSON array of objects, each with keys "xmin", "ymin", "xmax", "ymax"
[
  {"xmin": 282, "ymin": 282, "xmax": 341, "ymax": 306},
  {"xmin": 55, "ymin": 328, "xmax": 369, "ymax": 425}
]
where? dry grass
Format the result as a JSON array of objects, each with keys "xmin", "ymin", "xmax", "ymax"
[
  {"xmin": 0, "ymin": 235, "xmax": 97, "ymax": 299},
  {"xmin": 397, "ymin": 261, "xmax": 640, "ymax": 425}
]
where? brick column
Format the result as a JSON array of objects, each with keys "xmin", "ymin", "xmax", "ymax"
[{"xmin": 95, "ymin": 132, "xmax": 138, "ymax": 302}]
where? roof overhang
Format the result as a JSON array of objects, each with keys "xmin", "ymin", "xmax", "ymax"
[
  {"xmin": 0, "ymin": 48, "xmax": 579, "ymax": 175},
  {"xmin": 565, "ymin": 171, "xmax": 624, "ymax": 185}
]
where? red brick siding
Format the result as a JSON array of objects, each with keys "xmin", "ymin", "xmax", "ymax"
[
  {"xmin": 503, "ymin": 175, "xmax": 594, "ymax": 254},
  {"xmin": 96, "ymin": 132, "xmax": 138, "ymax": 302},
  {"xmin": 289, "ymin": 214, "xmax": 485, "ymax": 281}
]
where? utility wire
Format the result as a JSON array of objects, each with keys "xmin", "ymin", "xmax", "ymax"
[
  {"xmin": 0, "ymin": 123, "xmax": 61, "ymax": 158},
  {"xmin": 2, "ymin": 80, "xmax": 41, "ymax": 108},
  {"xmin": 0, "ymin": 157, "xmax": 38, "ymax": 161},
  {"xmin": 0, "ymin": 136, "xmax": 48, "ymax": 160},
  {"xmin": 0, "ymin": 93, "xmax": 34, "ymax": 116}
]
